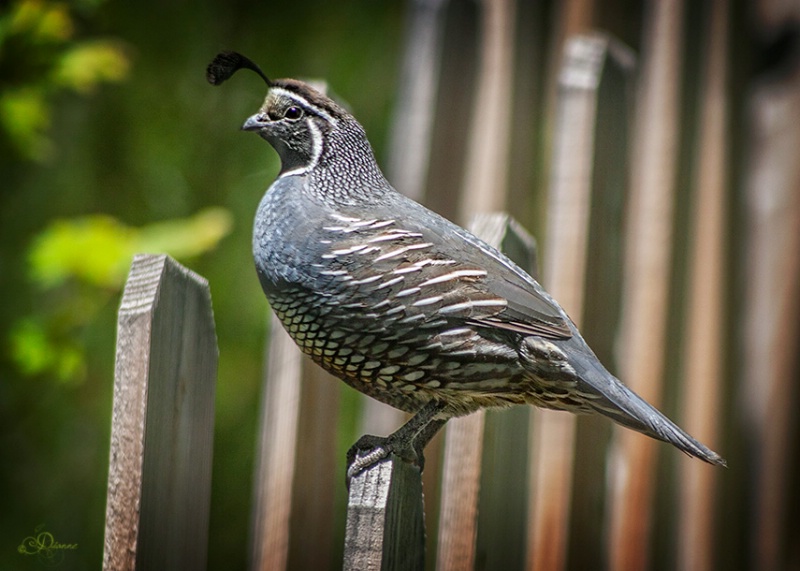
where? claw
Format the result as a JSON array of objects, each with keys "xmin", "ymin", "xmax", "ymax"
[
  {"xmin": 346, "ymin": 435, "xmax": 391, "ymax": 489},
  {"xmin": 345, "ymin": 433, "xmax": 426, "ymax": 489},
  {"xmin": 346, "ymin": 446, "xmax": 390, "ymax": 487},
  {"xmin": 345, "ymin": 401, "xmax": 448, "ymax": 489}
]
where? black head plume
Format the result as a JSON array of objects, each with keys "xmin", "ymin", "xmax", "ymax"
[{"xmin": 206, "ymin": 51, "xmax": 271, "ymax": 86}]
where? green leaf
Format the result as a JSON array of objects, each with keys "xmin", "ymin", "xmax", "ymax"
[
  {"xmin": 8, "ymin": 0, "xmax": 74, "ymax": 43},
  {"xmin": 28, "ymin": 215, "xmax": 135, "ymax": 289},
  {"xmin": 18, "ymin": 209, "xmax": 233, "ymax": 383},
  {"xmin": 9, "ymin": 318, "xmax": 54, "ymax": 376},
  {"xmin": 54, "ymin": 40, "xmax": 130, "ymax": 93},
  {"xmin": 27, "ymin": 208, "xmax": 234, "ymax": 290},
  {"xmin": 135, "ymin": 207, "xmax": 234, "ymax": 259},
  {"xmin": 9, "ymin": 318, "xmax": 87, "ymax": 383},
  {"xmin": 0, "ymin": 88, "xmax": 52, "ymax": 160},
  {"xmin": 54, "ymin": 343, "xmax": 86, "ymax": 384}
]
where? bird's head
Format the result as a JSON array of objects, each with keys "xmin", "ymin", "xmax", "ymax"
[{"xmin": 207, "ymin": 51, "xmax": 356, "ymax": 177}]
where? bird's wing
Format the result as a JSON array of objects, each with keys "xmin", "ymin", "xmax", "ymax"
[
  {"xmin": 307, "ymin": 202, "xmax": 573, "ymax": 341},
  {"xmin": 438, "ymin": 222, "xmax": 573, "ymax": 340}
]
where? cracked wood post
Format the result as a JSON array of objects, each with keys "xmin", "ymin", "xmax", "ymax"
[{"xmin": 103, "ymin": 254, "xmax": 217, "ymax": 571}]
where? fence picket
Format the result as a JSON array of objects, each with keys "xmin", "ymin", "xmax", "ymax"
[
  {"xmin": 344, "ymin": 456, "xmax": 426, "ymax": 570},
  {"xmin": 103, "ymin": 254, "xmax": 217, "ymax": 571}
]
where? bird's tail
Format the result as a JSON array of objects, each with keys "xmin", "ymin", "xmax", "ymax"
[{"xmin": 570, "ymin": 352, "xmax": 727, "ymax": 467}]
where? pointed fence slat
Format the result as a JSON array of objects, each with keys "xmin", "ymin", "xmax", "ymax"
[
  {"xmin": 251, "ymin": 336, "xmax": 340, "ymax": 571},
  {"xmin": 474, "ymin": 216, "xmax": 538, "ymax": 571},
  {"xmin": 436, "ymin": 411, "xmax": 485, "ymax": 571},
  {"xmin": 103, "ymin": 254, "xmax": 217, "ymax": 571},
  {"xmin": 386, "ymin": 0, "xmax": 448, "ymax": 203},
  {"xmin": 437, "ymin": 0, "xmax": 517, "ymax": 565},
  {"xmin": 249, "ymin": 92, "xmax": 342, "ymax": 571}
]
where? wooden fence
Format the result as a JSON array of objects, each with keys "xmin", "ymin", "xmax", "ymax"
[{"xmin": 103, "ymin": 0, "xmax": 800, "ymax": 569}]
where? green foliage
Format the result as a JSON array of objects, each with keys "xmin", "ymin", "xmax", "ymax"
[
  {"xmin": 135, "ymin": 208, "xmax": 234, "ymax": 262},
  {"xmin": 28, "ymin": 214, "xmax": 133, "ymax": 289},
  {"xmin": 53, "ymin": 40, "xmax": 129, "ymax": 93},
  {"xmin": 0, "ymin": 1, "xmax": 404, "ymax": 568},
  {"xmin": 11, "ymin": 208, "xmax": 233, "ymax": 384},
  {"xmin": 27, "ymin": 208, "xmax": 232, "ymax": 289},
  {"xmin": 0, "ymin": 0, "xmax": 130, "ymax": 160},
  {"xmin": 10, "ymin": 317, "xmax": 85, "ymax": 382}
]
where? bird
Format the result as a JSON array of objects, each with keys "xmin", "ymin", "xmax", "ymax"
[{"xmin": 206, "ymin": 51, "xmax": 726, "ymax": 481}]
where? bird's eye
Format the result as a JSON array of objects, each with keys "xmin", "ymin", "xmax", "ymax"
[{"xmin": 284, "ymin": 106, "xmax": 303, "ymax": 120}]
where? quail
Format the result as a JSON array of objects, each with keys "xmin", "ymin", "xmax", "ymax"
[{"xmin": 206, "ymin": 51, "xmax": 726, "ymax": 480}]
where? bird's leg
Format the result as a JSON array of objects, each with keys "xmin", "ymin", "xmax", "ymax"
[{"xmin": 346, "ymin": 399, "xmax": 448, "ymax": 484}]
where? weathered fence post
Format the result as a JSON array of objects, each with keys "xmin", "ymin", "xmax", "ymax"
[
  {"xmin": 250, "ymin": 316, "xmax": 341, "ymax": 571},
  {"xmin": 249, "ymin": 90, "xmax": 341, "ymax": 571},
  {"xmin": 344, "ymin": 455, "xmax": 426, "ymax": 570},
  {"xmin": 360, "ymin": 0, "xmax": 451, "ymax": 444},
  {"xmin": 437, "ymin": 1, "xmax": 517, "ymax": 565},
  {"xmin": 103, "ymin": 254, "xmax": 217, "ymax": 571}
]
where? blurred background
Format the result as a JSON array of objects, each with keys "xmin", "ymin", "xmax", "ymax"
[{"xmin": 1, "ymin": 0, "xmax": 798, "ymax": 570}]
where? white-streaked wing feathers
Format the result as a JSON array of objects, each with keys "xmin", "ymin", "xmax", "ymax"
[{"xmin": 314, "ymin": 214, "xmax": 572, "ymax": 340}]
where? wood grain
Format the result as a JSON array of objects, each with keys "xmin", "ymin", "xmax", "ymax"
[{"xmin": 103, "ymin": 254, "xmax": 217, "ymax": 571}]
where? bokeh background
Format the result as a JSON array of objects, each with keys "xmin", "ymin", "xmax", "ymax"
[{"xmin": 1, "ymin": 1, "xmax": 799, "ymax": 570}]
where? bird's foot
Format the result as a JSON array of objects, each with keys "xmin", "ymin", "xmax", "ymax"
[
  {"xmin": 345, "ymin": 433, "xmax": 424, "ymax": 488},
  {"xmin": 345, "ymin": 400, "xmax": 448, "ymax": 488}
]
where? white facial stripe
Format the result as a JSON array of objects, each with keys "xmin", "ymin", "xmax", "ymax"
[
  {"xmin": 270, "ymin": 87, "xmax": 339, "ymax": 127},
  {"xmin": 279, "ymin": 118, "xmax": 323, "ymax": 179},
  {"xmin": 307, "ymin": 120, "xmax": 323, "ymax": 168}
]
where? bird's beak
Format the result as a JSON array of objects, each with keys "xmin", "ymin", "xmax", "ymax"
[{"xmin": 242, "ymin": 113, "xmax": 267, "ymax": 132}]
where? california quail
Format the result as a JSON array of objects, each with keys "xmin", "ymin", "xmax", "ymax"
[{"xmin": 206, "ymin": 51, "xmax": 726, "ymax": 480}]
